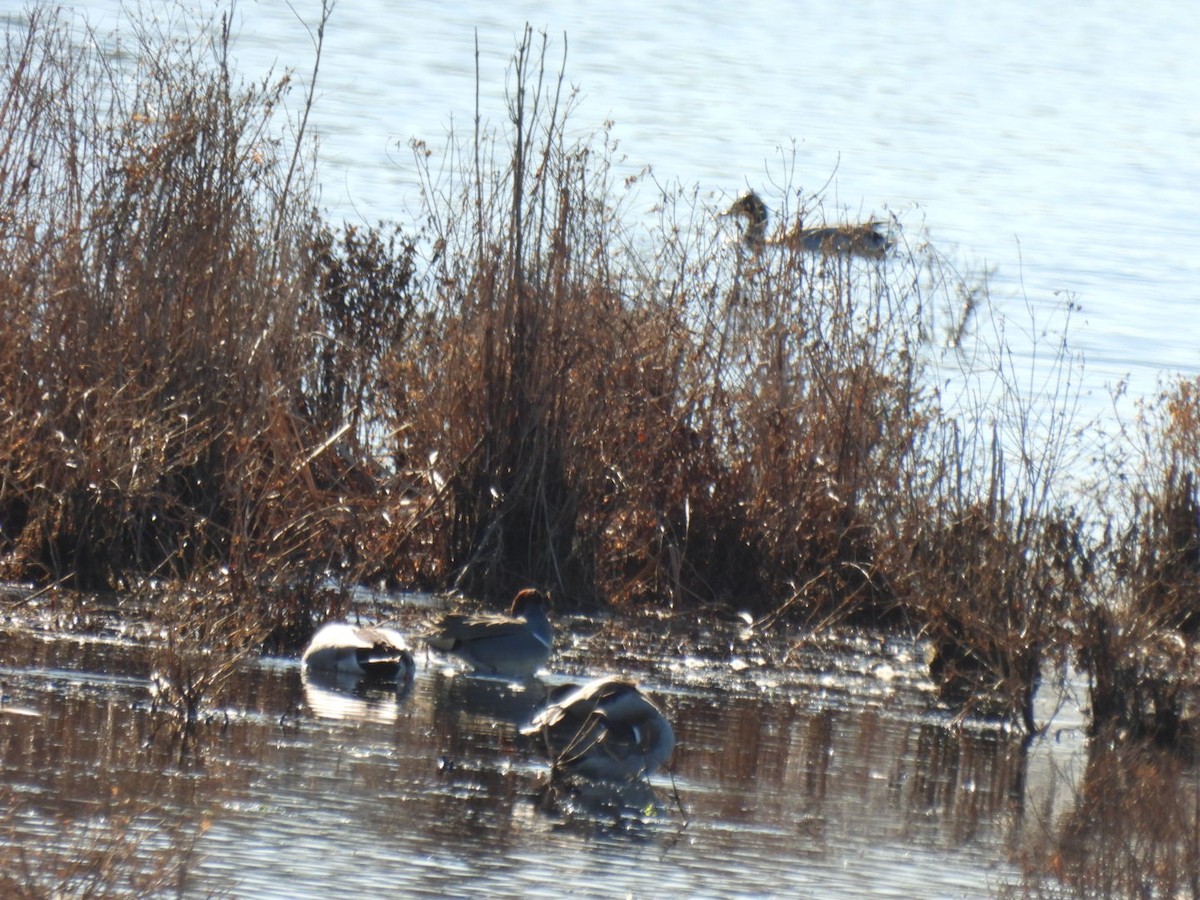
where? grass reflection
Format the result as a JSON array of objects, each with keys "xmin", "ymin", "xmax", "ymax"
[{"xmin": 1016, "ymin": 739, "xmax": 1200, "ymax": 896}]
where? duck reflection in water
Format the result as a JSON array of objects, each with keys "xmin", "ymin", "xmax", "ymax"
[
  {"xmin": 431, "ymin": 667, "xmax": 551, "ymax": 729},
  {"xmin": 532, "ymin": 771, "xmax": 668, "ymax": 839},
  {"xmin": 521, "ymin": 676, "xmax": 675, "ymax": 783},
  {"xmin": 301, "ymin": 668, "xmax": 413, "ymax": 723}
]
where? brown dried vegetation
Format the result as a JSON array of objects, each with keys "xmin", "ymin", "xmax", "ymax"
[
  {"xmin": 1079, "ymin": 379, "xmax": 1200, "ymax": 746},
  {"xmin": 0, "ymin": 5, "xmax": 1197, "ymax": 761}
]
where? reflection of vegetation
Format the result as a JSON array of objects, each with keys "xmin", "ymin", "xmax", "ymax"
[
  {"xmin": 1016, "ymin": 740, "xmax": 1200, "ymax": 897},
  {"xmin": 0, "ymin": 790, "xmax": 215, "ymax": 899}
]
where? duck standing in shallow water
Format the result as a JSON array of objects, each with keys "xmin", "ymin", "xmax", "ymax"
[
  {"xmin": 301, "ymin": 622, "xmax": 415, "ymax": 684},
  {"xmin": 724, "ymin": 190, "xmax": 891, "ymax": 260},
  {"xmin": 424, "ymin": 588, "xmax": 553, "ymax": 679},
  {"xmin": 521, "ymin": 676, "xmax": 675, "ymax": 782}
]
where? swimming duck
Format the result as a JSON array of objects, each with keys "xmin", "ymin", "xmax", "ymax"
[
  {"xmin": 724, "ymin": 191, "xmax": 891, "ymax": 259},
  {"xmin": 301, "ymin": 622, "xmax": 415, "ymax": 683},
  {"xmin": 521, "ymin": 676, "xmax": 675, "ymax": 782},
  {"xmin": 424, "ymin": 588, "xmax": 553, "ymax": 678}
]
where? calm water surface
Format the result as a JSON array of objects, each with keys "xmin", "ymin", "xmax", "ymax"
[
  {"xmin": 69, "ymin": 0, "xmax": 1200, "ymax": 416},
  {"xmin": 2, "ymin": 591, "xmax": 1081, "ymax": 897}
]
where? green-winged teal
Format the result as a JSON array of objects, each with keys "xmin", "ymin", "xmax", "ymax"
[
  {"xmin": 724, "ymin": 190, "xmax": 891, "ymax": 259},
  {"xmin": 425, "ymin": 588, "xmax": 553, "ymax": 678},
  {"xmin": 301, "ymin": 622, "xmax": 415, "ymax": 683},
  {"xmin": 521, "ymin": 676, "xmax": 675, "ymax": 782}
]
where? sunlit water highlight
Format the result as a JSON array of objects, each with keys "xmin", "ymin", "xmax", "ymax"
[
  {"xmin": 65, "ymin": 0, "xmax": 1200, "ymax": 420},
  {"xmin": 1, "ymin": 591, "xmax": 1086, "ymax": 897}
]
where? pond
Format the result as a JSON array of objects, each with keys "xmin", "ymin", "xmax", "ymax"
[
  {"xmin": 5, "ymin": 2, "xmax": 1199, "ymax": 894},
  {"xmin": 1, "ymin": 589, "xmax": 1099, "ymax": 897},
  {"xmin": 70, "ymin": 0, "xmax": 1200, "ymax": 418}
]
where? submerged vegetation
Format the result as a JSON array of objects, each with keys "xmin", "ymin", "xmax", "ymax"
[{"xmin": 1, "ymin": 0, "xmax": 1199, "ymax": 794}]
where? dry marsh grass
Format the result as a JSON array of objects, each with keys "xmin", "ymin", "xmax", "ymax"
[
  {"xmin": 0, "ymin": 5, "xmax": 320, "ymax": 588},
  {"xmin": 0, "ymin": 4, "xmax": 415, "ymax": 606},
  {"xmin": 1077, "ymin": 378, "xmax": 1200, "ymax": 745},
  {"xmin": 2, "ymin": 2, "xmax": 1198, "ymax": 762}
]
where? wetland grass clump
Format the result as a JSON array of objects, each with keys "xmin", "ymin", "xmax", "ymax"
[
  {"xmin": 0, "ymin": 5, "xmax": 419, "ymax": 641},
  {"xmin": 1078, "ymin": 378, "xmax": 1200, "ymax": 746},
  {"xmin": 0, "ymin": 4, "xmax": 311, "ymax": 590},
  {"xmin": 145, "ymin": 582, "xmax": 269, "ymax": 735},
  {"xmin": 904, "ymin": 499, "xmax": 1088, "ymax": 733},
  {"xmin": 392, "ymin": 29, "xmax": 963, "ymax": 618},
  {"xmin": 880, "ymin": 293, "xmax": 1093, "ymax": 733}
]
